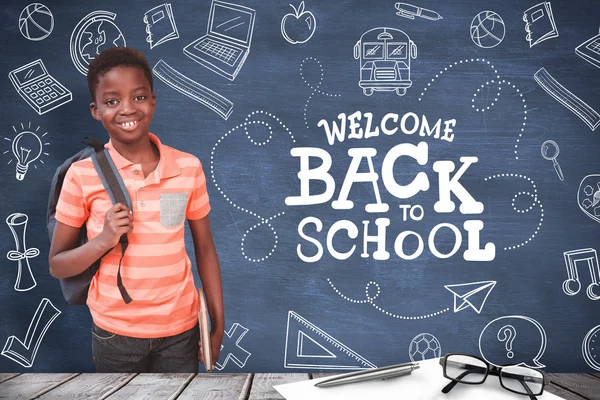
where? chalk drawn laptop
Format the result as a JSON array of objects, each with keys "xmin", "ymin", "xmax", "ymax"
[{"xmin": 183, "ymin": 0, "xmax": 255, "ymax": 81}]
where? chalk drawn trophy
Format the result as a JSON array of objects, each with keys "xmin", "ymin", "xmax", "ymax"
[
  {"xmin": 6, "ymin": 213, "xmax": 39, "ymax": 291},
  {"xmin": 562, "ymin": 248, "xmax": 600, "ymax": 300}
]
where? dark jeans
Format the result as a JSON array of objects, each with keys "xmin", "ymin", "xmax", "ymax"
[{"xmin": 91, "ymin": 322, "xmax": 199, "ymax": 373}]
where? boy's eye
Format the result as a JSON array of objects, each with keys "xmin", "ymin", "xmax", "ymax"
[
  {"xmin": 105, "ymin": 99, "xmax": 119, "ymax": 106},
  {"xmin": 134, "ymin": 95, "xmax": 147, "ymax": 101}
]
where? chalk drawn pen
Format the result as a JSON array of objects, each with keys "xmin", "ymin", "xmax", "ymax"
[{"xmin": 395, "ymin": 3, "xmax": 443, "ymax": 21}]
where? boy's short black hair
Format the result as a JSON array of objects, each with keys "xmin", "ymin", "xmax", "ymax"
[{"xmin": 87, "ymin": 47, "xmax": 153, "ymax": 102}]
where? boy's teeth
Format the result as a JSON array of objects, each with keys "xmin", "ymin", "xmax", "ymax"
[{"xmin": 121, "ymin": 121, "xmax": 138, "ymax": 127}]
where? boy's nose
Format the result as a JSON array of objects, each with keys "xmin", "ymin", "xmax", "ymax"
[{"xmin": 119, "ymin": 99, "xmax": 136, "ymax": 114}]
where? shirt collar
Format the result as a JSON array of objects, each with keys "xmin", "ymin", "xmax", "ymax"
[{"xmin": 105, "ymin": 133, "xmax": 180, "ymax": 180}]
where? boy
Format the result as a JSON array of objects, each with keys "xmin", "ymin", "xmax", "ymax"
[{"xmin": 49, "ymin": 47, "xmax": 224, "ymax": 373}]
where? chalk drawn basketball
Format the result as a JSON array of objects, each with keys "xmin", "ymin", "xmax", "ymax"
[
  {"xmin": 470, "ymin": 11, "xmax": 505, "ymax": 49},
  {"xmin": 19, "ymin": 3, "xmax": 54, "ymax": 41}
]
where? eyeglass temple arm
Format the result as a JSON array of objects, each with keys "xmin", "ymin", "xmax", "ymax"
[
  {"xmin": 501, "ymin": 371, "xmax": 539, "ymax": 400},
  {"xmin": 441, "ymin": 365, "xmax": 487, "ymax": 394}
]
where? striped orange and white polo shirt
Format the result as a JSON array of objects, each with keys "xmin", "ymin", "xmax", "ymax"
[{"xmin": 55, "ymin": 133, "xmax": 210, "ymax": 338}]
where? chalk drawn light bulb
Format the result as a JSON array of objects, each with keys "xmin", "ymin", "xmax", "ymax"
[{"xmin": 12, "ymin": 131, "xmax": 42, "ymax": 181}]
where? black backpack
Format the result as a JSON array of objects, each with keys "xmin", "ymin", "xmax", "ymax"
[{"xmin": 47, "ymin": 137, "xmax": 133, "ymax": 305}]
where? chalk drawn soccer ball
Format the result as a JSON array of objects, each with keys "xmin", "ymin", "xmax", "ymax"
[
  {"xmin": 409, "ymin": 333, "xmax": 441, "ymax": 361},
  {"xmin": 470, "ymin": 11, "xmax": 505, "ymax": 49}
]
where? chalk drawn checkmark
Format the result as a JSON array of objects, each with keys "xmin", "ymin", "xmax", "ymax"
[{"xmin": 1, "ymin": 298, "xmax": 61, "ymax": 368}]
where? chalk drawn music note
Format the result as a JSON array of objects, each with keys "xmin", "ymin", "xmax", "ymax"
[{"xmin": 562, "ymin": 248, "xmax": 600, "ymax": 300}]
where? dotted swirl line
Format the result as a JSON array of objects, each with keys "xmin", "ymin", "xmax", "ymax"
[
  {"xmin": 484, "ymin": 173, "xmax": 544, "ymax": 250},
  {"xmin": 211, "ymin": 111, "xmax": 296, "ymax": 262},
  {"xmin": 327, "ymin": 278, "xmax": 450, "ymax": 320},
  {"xmin": 300, "ymin": 57, "xmax": 341, "ymax": 130},
  {"xmin": 418, "ymin": 58, "xmax": 527, "ymax": 160}
]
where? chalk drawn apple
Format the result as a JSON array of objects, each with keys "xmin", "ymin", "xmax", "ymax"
[{"xmin": 281, "ymin": 2, "xmax": 316, "ymax": 45}]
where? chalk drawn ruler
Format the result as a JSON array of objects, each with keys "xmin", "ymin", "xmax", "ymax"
[{"xmin": 284, "ymin": 311, "xmax": 377, "ymax": 370}]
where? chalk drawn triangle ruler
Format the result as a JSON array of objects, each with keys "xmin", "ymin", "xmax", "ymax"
[{"xmin": 284, "ymin": 311, "xmax": 377, "ymax": 370}]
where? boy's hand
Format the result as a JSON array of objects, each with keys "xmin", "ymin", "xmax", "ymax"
[
  {"xmin": 98, "ymin": 203, "xmax": 133, "ymax": 250},
  {"xmin": 198, "ymin": 327, "xmax": 224, "ymax": 370}
]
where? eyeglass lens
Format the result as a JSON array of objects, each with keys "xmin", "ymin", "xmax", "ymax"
[
  {"xmin": 445, "ymin": 355, "xmax": 487, "ymax": 383},
  {"xmin": 500, "ymin": 365, "xmax": 544, "ymax": 395}
]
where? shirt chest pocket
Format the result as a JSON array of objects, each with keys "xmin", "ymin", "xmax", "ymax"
[{"xmin": 159, "ymin": 192, "xmax": 188, "ymax": 228}]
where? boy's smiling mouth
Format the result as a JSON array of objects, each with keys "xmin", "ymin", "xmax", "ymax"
[{"xmin": 117, "ymin": 119, "xmax": 142, "ymax": 131}]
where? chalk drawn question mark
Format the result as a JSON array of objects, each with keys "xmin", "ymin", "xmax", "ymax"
[{"xmin": 497, "ymin": 325, "xmax": 517, "ymax": 359}]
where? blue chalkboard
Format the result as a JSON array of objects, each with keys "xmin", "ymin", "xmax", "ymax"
[{"xmin": 1, "ymin": 0, "xmax": 599, "ymax": 374}]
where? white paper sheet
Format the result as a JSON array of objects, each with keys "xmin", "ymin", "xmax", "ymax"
[{"xmin": 274, "ymin": 358, "xmax": 564, "ymax": 400}]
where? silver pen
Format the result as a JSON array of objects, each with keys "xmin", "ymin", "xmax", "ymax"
[{"xmin": 314, "ymin": 362, "xmax": 420, "ymax": 388}]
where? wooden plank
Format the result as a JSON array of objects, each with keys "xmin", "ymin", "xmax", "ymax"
[
  {"xmin": 547, "ymin": 373, "xmax": 600, "ymax": 400},
  {"xmin": 36, "ymin": 373, "xmax": 136, "ymax": 400},
  {"xmin": 0, "ymin": 374, "xmax": 20, "ymax": 384},
  {"xmin": 177, "ymin": 373, "xmax": 251, "ymax": 400},
  {"xmin": 249, "ymin": 373, "xmax": 310, "ymax": 400},
  {"xmin": 104, "ymin": 373, "xmax": 194, "ymax": 400},
  {"xmin": 544, "ymin": 383, "xmax": 588, "ymax": 400},
  {"xmin": 0, "ymin": 373, "xmax": 77, "ymax": 400}
]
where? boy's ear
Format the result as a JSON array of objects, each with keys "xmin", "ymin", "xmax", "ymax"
[
  {"xmin": 151, "ymin": 93, "xmax": 156, "ymax": 108},
  {"xmin": 90, "ymin": 102, "xmax": 100, "ymax": 121}
]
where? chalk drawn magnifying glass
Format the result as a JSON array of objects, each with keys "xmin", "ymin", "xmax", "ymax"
[{"xmin": 541, "ymin": 140, "xmax": 564, "ymax": 181}]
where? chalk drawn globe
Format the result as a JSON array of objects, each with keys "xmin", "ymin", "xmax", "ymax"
[
  {"xmin": 409, "ymin": 333, "xmax": 442, "ymax": 361},
  {"xmin": 19, "ymin": 3, "xmax": 54, "ymax": 41},
  {"xmin": 470, "ymin": 11, "xmax": 505, "ymax": 48}
]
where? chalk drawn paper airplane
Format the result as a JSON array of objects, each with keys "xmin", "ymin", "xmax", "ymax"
[
  {"xmin": 444, "ymin": 281, "xmax": 496, "ymax": 314},
  {"xmin": 215, "ymin": 322, "xmax": 251, "ymax": 370},
  {"xmin": 284, "ymin": 311, "xmax": 377, "ymax": 370},
  {"xmin": 1, "ymin": 298, "xmax": 61, "ymax": 368}
]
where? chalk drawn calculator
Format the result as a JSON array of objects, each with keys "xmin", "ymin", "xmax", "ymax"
[
  {"xmin": 576, "ymin": 29, "xmax": 600, "ymax": 69},
  {"xmin": 9, "ymin": 59, "xmax": 72, "ymax": 115}
]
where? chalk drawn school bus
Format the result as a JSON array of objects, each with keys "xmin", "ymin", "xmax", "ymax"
[{"xmin": 353, "ymin": 27, "xmax": 417, "ymax": 96}]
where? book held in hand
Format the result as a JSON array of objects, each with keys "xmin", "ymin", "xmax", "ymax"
[{"xmin": 198, "ymin": 287, "xmax": 213, "ymax": 371}]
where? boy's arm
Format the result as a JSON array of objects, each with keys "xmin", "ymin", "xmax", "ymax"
[
  {"xmin": 188, "ymin": 216, "xmax": 225, "ymax": 359},
  {"xmin": 48, "ymin": 221, "xmax": 114, "ymax": 279}
]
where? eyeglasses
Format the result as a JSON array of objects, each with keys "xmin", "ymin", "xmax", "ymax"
[{"xmin": 439, "ymin": 353, "xmax": 549, "ymax": 400}]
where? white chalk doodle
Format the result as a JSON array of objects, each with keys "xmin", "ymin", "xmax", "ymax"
[
  {"xmin": 327, "ymin": 279, "xmax": 450, "ymax": 320},
  {"xmin": 211, "ymin": 111, "xmax": 296, "ymax": 262},
  {"xmin": 19, "ymin": 3, "xmax": 53, "ymax": 41},
  {"xmin": 70, "ymin": 10, "xmax": 126, "ymax": 76},
  {"xmin": 4, "ymin": 122, "xmax": 50, "ymax": 181},
  {"xmin": 1, "ymin": 298, "xmax": 61, "ymax": 368},
  {"xmin": 470, "ymin": 11, "xmax": 505, "ymax": 48},
  {"xmin": 562, "ymin": 248, "xmax": 600, "ymax": 301},
  {"xmin": 540, "ymin": 140, "xmax": 564, "ymax": 181},
  {"xmin": 183, "ymin": 0, "xmax": 255, "ymax": 81},
  {"xmin": 534, "ymin": 67, "xmax": 600, "ymax": 131},
  {"xmin": 6, "ymin": 213, "xmax": 39, "ymax": 292},
  {"xmin": 444, "ymin": 281, "xmax": 496, "ymax": 314},
  {"xmin": 300, "ymin": 57, "xmax": 341, "ymax": 130},
  {"xmin": 353, "ymin": 27, "xmax": 418, "ymax": 96},
  {"xmin": 152, "ymin": 59, "xmax": 234, "ymax": 120},
  {"xmin": 479, "ymin": 315, "xmax": 547, "ymax": 369},
  {"xmin": 582, "ymin": 325, "xmax": 600, "ymax": 371},
  {"xmin": 281, "ymin": 2, "xmax": 316, "ymax": 45},
  {"xmin": 409, "ymin": 333, "xmax": 441, "ymax": 362},
  {"xmin": 578, "ymin": 174, "xmax": 600, "ymax": 223},
  {"xmin": 284, "ymin": 311, "xmax": 377, "ymax": 370},
  {"xmin": 395, "ymin": 3, "xmax": 442, "ymax": 21},
  {"xmin": 523, "ymin": 2, "xmax": 559, "ymax": 48},
  {"xmin": 143, "ymin": 3, "xmax": 179, "ymax": 49},
  {"xmin": 418, "ymin": 58, "xmax": 529, "ymax": 160},
  {"xmin": 215, "ymin": 323, "xmax": 251, "ymax": 370},
  {"xmin": 484, "ymin": 173, "xmax": 544, "ymax": 251},
  {"xmin": 8, "ymin": 60, "xmax": 72, "ymax": 115},
  {"xmin": 575, "ymin": 29, "xmax": 600, "ymax": 69}
]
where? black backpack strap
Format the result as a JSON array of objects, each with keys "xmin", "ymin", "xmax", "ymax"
[{"xmin": 87, "ymin": 137, "xmax": 133, "ymax": 304}]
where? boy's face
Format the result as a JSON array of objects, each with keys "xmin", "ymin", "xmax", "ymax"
[{"xmin": 90, "ymin": 66, "xmax": 155, "ymax": 144}]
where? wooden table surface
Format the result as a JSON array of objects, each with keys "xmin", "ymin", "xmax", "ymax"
[{"xmin": 0, "ymin": 372, "xmax": 598, "ymax": 400}]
